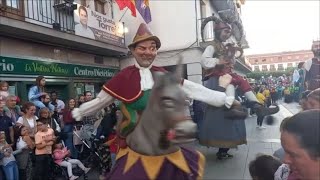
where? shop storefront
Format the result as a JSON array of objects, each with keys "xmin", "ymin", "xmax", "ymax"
[{"xmin": 0, "ymin": 56, "xmax": 119, "ymax": 103}]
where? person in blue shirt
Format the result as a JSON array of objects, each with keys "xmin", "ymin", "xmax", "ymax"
[{"xmin": 28, "ymin": 76, "xmax": 48, "ymax": 110}]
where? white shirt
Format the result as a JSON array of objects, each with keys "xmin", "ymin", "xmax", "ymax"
[
  {"xmin": 16, "ymin": 137, "xmax": 28, "ymax": 150},
  {"xmin": 17, "ymin": 116, "xmax": 38, "ymax": 129},
  {"xmin": 50, "ymin": 99, "xmax": 65, "ymax": 113},
  {"xmin": 75, "ymin": 24, "xmax": 95, "ymax": 39}
]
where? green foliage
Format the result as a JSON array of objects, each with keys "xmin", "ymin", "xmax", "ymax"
[{"xmin": 247, "ymin": 67, "xmax": 296, "ymax": 80}]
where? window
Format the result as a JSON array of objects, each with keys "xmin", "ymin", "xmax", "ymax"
[
  {"xmin": 278, "ymin": 64, "xmax": 284, "ymax": 71},
  {"xmin": 6, "ymin": 0, "xmax": 18, "ymax": 8},
  {"xmin": 95, "ymin": 0, "xmax": 105, "ymax": 15},
  {"xmin": 262, "ymin": 59, "xmax": 266, "ymax": 62},
  {"xmin": 254, "ymin": 66, "xmax": 260, "ymax": 71},
  {"xmin": 262, "ymin": 65, "xmax": 268, "ymax": 71},
  {"xmin": 295, "ymin": 56, "xmax": 299, "ymax": 59},
  {"xmin": 270, "ymin": 65, "xmax": 276, "ymax": 71},
  {"xmin": 288, "ymin": 56, "xmax": 292, "ymax": 60},
  {"xmin": 0, "ymin": 0, "xmax": 24, "ymax": 20},
  {"xmin": 287, "ymin": 63, "xmax": 293, "ymax": 67},
  {"xmin": 278, "ymin": 57, "xmax": 282, "ymax": 61},
  {"xmin": 254, "ymin": 59, "xmax": 258, "ymax": 63}
]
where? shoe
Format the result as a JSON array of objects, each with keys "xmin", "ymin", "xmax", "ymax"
[
  {"xmin": 259, "ymin": 126, "xmax": 266, "ymax": 129},
  {"xmin": 70, "ymin": 175, "xmax": 79, "ymax": 180},
  {"xmin": 84, "ymin": 167, "xmax": 91, "ymax": 174},
  {"xmin": 256, "ymin": 125, "xmax": 260, "ymax": 128},
  {"xmin": 216, "ymin": 152, "xmax": 234, "ymax": 160}
]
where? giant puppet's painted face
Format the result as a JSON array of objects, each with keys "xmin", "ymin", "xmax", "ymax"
[
  {"xmin": 131, "ymin": 40, "xmax": 157, "ymax": 68},
  {"xmin": 218, "ymin": 28, "xmax": 232, "ymax": 42}
]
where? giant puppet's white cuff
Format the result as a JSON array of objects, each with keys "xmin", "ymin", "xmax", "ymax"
[
  {"xmin": 225, "ymin": 96, "xmax": 235, "ymax": 109},
  {"xmin": 72, "ymin": 90, "xmax": 114, "ymax": 121},
  {"xmin": 181, "ymin": 79, "xmax": 226, "ymax": 107}
]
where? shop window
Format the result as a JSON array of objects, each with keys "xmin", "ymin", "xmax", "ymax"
[{"xmin": 287, "ymin": 63, "xmax": 293, "ymax": 67}]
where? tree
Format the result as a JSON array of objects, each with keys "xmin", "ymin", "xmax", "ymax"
[{"xmin": 247, "ymin": 67, "xmax": 295, "ymax": 80}]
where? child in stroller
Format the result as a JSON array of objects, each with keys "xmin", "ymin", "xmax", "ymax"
[{"xmin": 53, "ymin": 142, "xmax": 91, "ymax": 180}]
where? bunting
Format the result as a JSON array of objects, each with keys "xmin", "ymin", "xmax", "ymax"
[
  {"xmin": 135, "ymin": 0, "xmax": 152, "ymax": 23},
  {"xmin": 115, "ymin": 0, "xmax": 137, "ymax": 17}
]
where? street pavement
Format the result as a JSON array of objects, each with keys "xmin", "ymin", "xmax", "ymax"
[
  {"xmin": 196, "ymin": 101, "xmax": 301, "ymax": 180},
  {"xmin": 83, "ymin": 101, "xmax": 301, "ymax": 180}
]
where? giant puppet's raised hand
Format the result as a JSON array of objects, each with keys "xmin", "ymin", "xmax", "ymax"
[{"xmin": 72, "ymin": 90, "xmax": 115, "ymax": 121}]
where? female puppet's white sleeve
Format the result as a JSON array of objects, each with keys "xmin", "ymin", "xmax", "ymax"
[{"xmin": 201, "ymin": 45, "xmax": 220, "ymax": 70}]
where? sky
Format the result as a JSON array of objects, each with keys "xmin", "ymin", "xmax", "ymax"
[{"xmin": 241, "ymin": 0, "xmax": 320, "ymax": 55}]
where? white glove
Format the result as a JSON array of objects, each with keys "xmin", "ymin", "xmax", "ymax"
[{"xmin": 72, "ymin": 108, "xmax": 82, "ymax": 121}]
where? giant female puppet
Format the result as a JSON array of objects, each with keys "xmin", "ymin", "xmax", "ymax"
[
  {"xmin": 72, "ymin": 23, "xmax": 233, "ymax": 179},
  {"xmin": 199, "ymin": 15, "xmax": 279, "ymax": 160},
  {"xmin": 304, "ymin": 41, "xmax": 320, "ymax": 91}
]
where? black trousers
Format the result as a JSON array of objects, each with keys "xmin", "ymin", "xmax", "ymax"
[
  {"xmin": 257, "ymin": 116, "xmax": 264, "ymax": 126},
  {"xmin": 33, "ymin": 154, "xmax": 51, "ymax": 180},
  {"xmin": 218, "ymin": 148, "xmax": 230, "ymax": 154}
]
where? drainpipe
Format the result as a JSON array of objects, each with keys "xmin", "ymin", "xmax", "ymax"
[{"xmin": 195, "ymin": 0, "xmax": 199, "ymax": 47}]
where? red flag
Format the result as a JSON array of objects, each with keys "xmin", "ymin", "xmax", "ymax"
[{"xmin": 115, "ymin": 0, "xmax": 137, "ymax": 17}]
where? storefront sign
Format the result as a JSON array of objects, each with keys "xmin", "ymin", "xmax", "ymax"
[
  {"xmin": 0, "ymin": 56, "xmax": 119, "ymax": 78},
  {"xmin": 74, "ymin": 3, "xmax": 125, "ymax": 47}
]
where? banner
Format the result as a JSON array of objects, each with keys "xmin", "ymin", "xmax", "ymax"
[
  {"xmin": 74, "ymin": 4, "xmax": 125, "ymax": 47},
  {"xmin": 0, "ymin": 56, "xmax": 119, "ymax": 78}
]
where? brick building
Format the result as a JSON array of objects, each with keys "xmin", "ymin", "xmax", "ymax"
[{"xmin": 247, "ymin": 50, "xmax": 314, "ymax": 72}]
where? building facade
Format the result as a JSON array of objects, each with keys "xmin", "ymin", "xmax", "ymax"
[
  {"xmin": 118, "ymin": 0, "xmax": 251, "ymax": 82},
  {"xmin": 1, "ymin": 0, "xmax": 250, "ymax": 102},
  {"xmin": 247, "ymin": 50, "xmax": 314, "ymax": 72}
]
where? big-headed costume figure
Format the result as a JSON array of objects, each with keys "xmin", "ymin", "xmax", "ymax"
[
  {"xmin": 72, "ymin": 23, "xmax": 233, "ymax": 180},
  {"xmin": 304, "ymin": 41, "xmax": 320, "ymax": 90},
  {"xmin": 199, "ymin": 15, "xmax": 279, "ymax": 160}
]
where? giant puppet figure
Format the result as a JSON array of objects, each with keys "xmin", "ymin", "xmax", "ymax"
[
  {"xmin": 304, "ymin": 41, "xmax": 320, "ymax": 90},
  {"xmin": 198, "ymin": 15, "xmax": 279, "ymax": 160},
  {"xmin": 72, "ymin": 23, "xmax": 233, "ymax": 179}
]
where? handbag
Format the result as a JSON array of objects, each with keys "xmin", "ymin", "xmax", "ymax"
[{"xmin": 73, "ymin": 125, "xmax": 83, "ymax": 145}]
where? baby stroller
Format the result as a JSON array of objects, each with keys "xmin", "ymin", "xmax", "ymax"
[
  {"xmin": 50, "ymin": 141, "xmax": 88, "ymax": 180},
  {"xmin": 73, "ymin": 124, "xmax": 112, "ymax": 176}
]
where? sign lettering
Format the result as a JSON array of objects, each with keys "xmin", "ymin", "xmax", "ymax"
[{"xmin": 0, "ymin": 56, "xmax": 119, "ymax": 78}]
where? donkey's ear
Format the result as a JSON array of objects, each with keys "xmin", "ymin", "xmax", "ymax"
[
  {"xmin": 152, "ymin": 71, "xmax": 164, "ymax": 83},
  {"xmin": 174, "ymin": 55, "xmax": 184, "ymax": 82}
]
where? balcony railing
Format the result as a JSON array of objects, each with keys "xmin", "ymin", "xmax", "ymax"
[{"xmin": 0, "ymin": 0, "xmax": 126, "ymax": 48}]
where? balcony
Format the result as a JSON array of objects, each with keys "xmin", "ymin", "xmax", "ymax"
[{"xmin": 0, "ymin": 0, "xmax": 127, "ymax": 56}]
